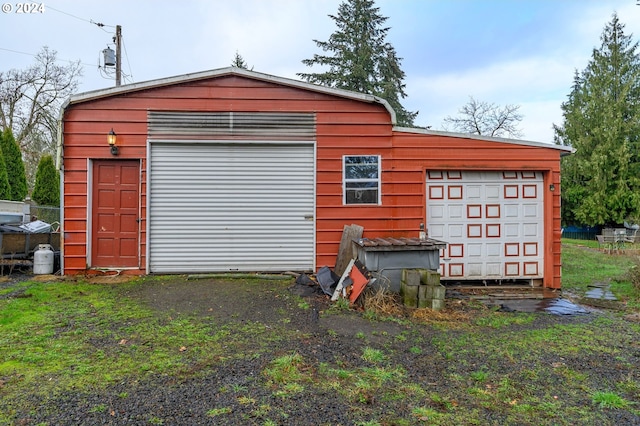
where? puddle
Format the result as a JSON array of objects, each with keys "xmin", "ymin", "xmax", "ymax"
[
  {"xmin": 584, "ymin": 283, "xmax": 617, "ymax": 301},
  {"xmin": 538, "ymin": 298, "xmax": 590, "ymax": 315},
  {"xmin": 488, "ymin": 283, "xmax": 617, "ymax": 315},
  {"xmin": 493, "ymin": 298, "xmax": 589, "ymax": 315}
]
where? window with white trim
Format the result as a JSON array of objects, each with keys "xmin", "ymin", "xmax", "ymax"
[{"xmin": 343, "ymin": 155, "xmax": 381, "ymax": 205}]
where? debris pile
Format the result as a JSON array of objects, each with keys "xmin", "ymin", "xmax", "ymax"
[
  {"xmin": 294, "ymin": 259, "xmax": 373, "ymax": 305},
  {"xmin": 292, "ymin": 224, "xmax": 446, "ymax": 310},
  {"xmin": 293, "ymin": 262, "xmax": 445, "ymax": 311}
]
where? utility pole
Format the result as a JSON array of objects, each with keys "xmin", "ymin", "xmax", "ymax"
[{"xmin": 115, "ymin": 25, "xmax": 122, "ymax": 86}]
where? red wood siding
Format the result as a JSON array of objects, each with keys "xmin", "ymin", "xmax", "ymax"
[
  {"xmin": 62, "ymin": 73, "xmax": 564, "ymax": 288},
  {"xmin": 62, "ymin": 75, "xmax": 391, "ymax": 276},
  {"xmin": 386, "ymin": 132, "xmax": 563, "ymax": 289}
]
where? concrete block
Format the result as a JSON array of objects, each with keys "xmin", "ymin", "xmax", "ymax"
[
  {"xmin": 400, "ymin": 269, "xmax": 421, "ymax": 307},
  {"xmin": 402, "ymin": 269, "xmax": 421, "ymax": 286},
  {"xmin": 400, "ymin": 283, "xmax": 418, "ymax": 307},
  {"xmin": 432, "ymin": 285, "xmax": 446, "ymax": 300},
  {"xmin": 419, "ymin": 269, "xmax": 441, "ymax": 286},
  {"xmin": 418, "ymin": 284, "xmax": 446, "ymax": 309},
  {"xmin": 418, "ymin": 284, "xmax": 430, "ymax": 304},
  {"xmin": 417, "ymin": 286, "xmax": 428, "ymax": 308},
  {"xmin": 430, "ymin": 298, "xmax": 445, "ymax": 311}
]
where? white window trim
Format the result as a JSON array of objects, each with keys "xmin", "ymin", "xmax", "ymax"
[{"xmin": 342, "ymin": 155, "xmax": 381, "ymax": 205}]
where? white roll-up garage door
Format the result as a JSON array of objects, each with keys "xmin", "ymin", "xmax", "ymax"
[{"xmin": 148, "ymin": 142, "xmax": 315, "ymax": 273}]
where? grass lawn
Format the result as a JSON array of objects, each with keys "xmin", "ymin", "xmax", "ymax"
[
  {"xmin": 0, "ymin": 241, "xmax": 639, "ymax": 425},
  {"xmin": 561, "ymin": 238, "xmax": 640, "ymax": 308}
]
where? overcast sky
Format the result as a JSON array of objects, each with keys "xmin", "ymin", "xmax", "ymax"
[{"xmin": 1, "ymin": 0, "xmax": 638, "ymax": 143}]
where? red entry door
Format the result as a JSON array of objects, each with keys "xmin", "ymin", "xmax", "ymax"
[{"xmin": 91, "ymin": 160, "xmax": 140, "ymax": 268}]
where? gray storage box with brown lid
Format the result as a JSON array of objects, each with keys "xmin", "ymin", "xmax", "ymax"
[{"xmin": 353, "ymin": 237, "xmax": 447, "ymax": 292}]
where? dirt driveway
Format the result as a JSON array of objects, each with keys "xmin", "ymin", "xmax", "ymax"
[{"xmin": 123, "ymin": 276, "xmax": 409, "ymax": 336}]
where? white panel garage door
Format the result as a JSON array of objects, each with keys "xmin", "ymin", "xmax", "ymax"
[
  {"xmin": 426, "ymin": 170, "xmax": 543, "ymax": 282},
  {"xmin": 148, "ymin": 142, "xmax": 315, "ymax": 273}
]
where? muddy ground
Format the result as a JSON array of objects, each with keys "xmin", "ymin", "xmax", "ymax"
[{"xmin": 3, "ymin": 273, "xmax": 640, "ymax": 425}]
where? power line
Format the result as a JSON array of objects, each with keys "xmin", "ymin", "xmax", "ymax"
[
  {"xmin": 47, "ymin": 4, "xmax": 132, "ymax": 85},
  {"xmin": 0, "ymin": 47, "xmax": 95, "ymax": 68},
  {"xmin": 0, "ymin": 47, "xmax": 38, "ymax": 57},
  {"xmin": 121, "ymin": 35, "xmax": 134, "ymax": 83},
  {"xmin": 5, "ymin": 5, "xmax": 134, "ymax": 86},
  {"xmin": 47, "ymin": 5, "xmax": 115, "ymax": 31}
]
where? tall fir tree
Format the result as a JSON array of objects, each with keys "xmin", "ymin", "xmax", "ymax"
[
  {"xmin": 0, "ymin": 128, "xmax": 28, "ymax": 201},
  {"xmin": 231, "ymin": 51, "xmax": 252, "ymax": 70},
  {"xmin": 554, "ymin": 13, "xmax": 640, "ymax": 226},
  {"xmin": 298, "ymin": 0, "xmax": 417, "ymax": 126},
  {"xmin": 31, "ymin": 155, "xmax": 60, "ymax": 206},
  {"xmin": 0, "ymin": 141, "xmax": 11, "ymax": 200}
]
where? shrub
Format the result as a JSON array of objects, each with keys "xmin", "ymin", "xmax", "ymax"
[
  {"xmin": 0, "ymin": 140, "xmax": 11, "ymax": 200},
  {"xmin": 625, "ymin": 258, "xmax": 640, "ymax": 291},
  {"xmin": 31, "ymin": 155, "xmax": 60, "ymax": 206},
  {"xmin": 0, "ymin": 128, "xmax": 27, "ymax": 201}
]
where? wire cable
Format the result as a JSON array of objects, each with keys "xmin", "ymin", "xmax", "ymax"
[
  {"xmin": 121, "ymin": 35, "xmax": 134, "ymax": 83},
  {"xmin": 47, "ymin": 5, "xmax": 115, "ymax": 31},
  {"xmin": 7, "ymin": 5, "xmax": 128, "ymax": 84},
  {"xmin": 0, "ymin": 47, "xmax": 95, "ymax": 67}
]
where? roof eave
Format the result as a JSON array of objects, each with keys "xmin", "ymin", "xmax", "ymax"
[
  {"xmin": 393, "ymin": 126, "xmax": 574, "ymax": 154},
  {"xmin": 64, "ymin": 67, "xmax": 397, "ymax": 123}
]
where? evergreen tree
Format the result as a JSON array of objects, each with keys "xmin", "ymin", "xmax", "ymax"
[
  {"xmin": 31, "ymin": 155, "xmax": 59, "ymax": 206},
  {"xmin": 231, "ymin": 51, "xmax": 252, "ymax": 70},
  {"xmin": 0, "ymin": 128, "xmax": 28, "ymax": 201},
  {"xmin": 298, "ymin": 0, "xmax": 417, "ymax": 126},
  {"xmin": 554, "ymin": 13, "xmax": 640, "ymax": 226},
  {"xmin": 0, "ymin": 141, "xmax": 11, "ymax": 200}
]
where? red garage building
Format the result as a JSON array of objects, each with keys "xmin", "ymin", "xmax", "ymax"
[{"xmin": 59, "ymin": 67, "xmax": 571, "ymax": 289}]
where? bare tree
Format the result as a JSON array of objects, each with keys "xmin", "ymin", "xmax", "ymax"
[
  {"xmin": 442, "ymin": 96, "xmax": 524, "ymax": 138},
  {"xmin": 0, "ymin": 46, "xmax": 82, "ymax": 187}
]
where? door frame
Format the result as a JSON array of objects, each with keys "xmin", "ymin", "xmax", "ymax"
[{"xmin": 88, "ymin": 158, "xmax": 142, "ymax": 269}]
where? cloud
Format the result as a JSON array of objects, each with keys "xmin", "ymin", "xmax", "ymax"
[
  {"xmin": 403, "ymin": 0, "xmax": 639, "ymax": 143},
  {"xmin": 405, "ymin": 54, "xmax": 581, "ymax": 141},
  {"xmin": 191, "ymin": 0, "xmax": 341, "ymax": 78},
  {"xmin": 4, "ymin": 0, "xmax": 636, "ymax": 144}
]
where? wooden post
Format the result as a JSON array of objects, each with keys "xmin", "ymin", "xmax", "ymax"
[{"xmin": 334, "ymin": 224, "xmax": 363, "ymax": 276}]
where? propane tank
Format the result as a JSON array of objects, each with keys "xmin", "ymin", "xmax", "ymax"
[{"xmin": 33, "ymin": 244, "xmax": 54, "ymax": 275}]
